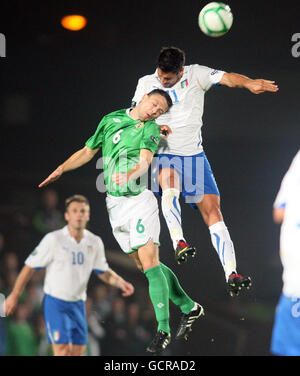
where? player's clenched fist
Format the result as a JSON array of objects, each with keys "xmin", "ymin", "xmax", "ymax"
[{"xmin": 112, "ymin": 172, "xmax": 129, "ymax": 186}]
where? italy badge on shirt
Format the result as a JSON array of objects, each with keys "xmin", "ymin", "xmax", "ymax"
[
  {"xmin": 181, "ymin": 79, "xmax": 188, "ymax": 88},
  {"xmin": 53, "ymin": 330, "xmax": 60, "ymax": 342}
]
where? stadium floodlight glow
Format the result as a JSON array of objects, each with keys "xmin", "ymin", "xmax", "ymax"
[{"xmin": 61, "ymin": 15, "xmax": 87, "ymax": 31}]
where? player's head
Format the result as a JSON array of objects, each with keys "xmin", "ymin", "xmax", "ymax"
[
  {"xmin": 64, "ymin": 194, "xmax": 90, "ymax": 230},
  {"xmin": 157, "ymin": 47, "xmax": 185, "ymax": 88},
  {"xmin": 137, "ymin": 89, "xmax": 173, "ymax": 121}
]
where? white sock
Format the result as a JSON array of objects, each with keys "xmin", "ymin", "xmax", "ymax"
[
  {"xmin": 161, "ymin": 188, "xmax": 184, "ymax": 250},
  {"xmin": 209, "ymin": 221, "xmax": 237, "ymax": 281}
]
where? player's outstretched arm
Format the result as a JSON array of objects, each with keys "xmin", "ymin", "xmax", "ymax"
[
  {"xmin": 112, "ymin": 149, "xmax": 153, "ymax": 186},
  {"xmin": 220, "ymin": 72, "xmax": 279, "ymax": 94},
  {"xmin": 39, "ymin": 146, "xmax": 99, "ymax": 188},
  {"xmin": 5, "ymin": 265, "xmax": 35, "ymax": 316},
  {"xmin": 98, "ymin": 269, "xmax": 135, "ymax": 297}
]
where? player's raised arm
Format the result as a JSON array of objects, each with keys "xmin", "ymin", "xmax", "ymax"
[
  {"xmin": 39, "ymin": 146, "xmax": 99, "ymax": 188},
  {"xmin": 220, "ymin": 72, "xmax": 279, "ymax": 94}
]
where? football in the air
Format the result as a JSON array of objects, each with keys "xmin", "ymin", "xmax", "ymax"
[{"xmin": 198, "ymin": 2, "xmax": 233, "ymax": 37}]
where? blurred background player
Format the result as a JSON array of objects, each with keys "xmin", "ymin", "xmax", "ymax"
[
  {"xmin": 271, "ymin": 150, "xmax": 300, "ymax": 356},
  {"xmin": 37, "ymin": 89, "xmax": 204, "ymax": 355},
  {"xmin": 5, "ymin": 194, "xmax": 134, "ymax": 356},
  {"xmin": 131, "ymin": 46, "xmax": 279, "ymax": 295}
]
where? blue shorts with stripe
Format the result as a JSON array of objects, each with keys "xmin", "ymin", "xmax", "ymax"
[
  {"xmin": 43, "ymin": 294, "xmax": 87, "ymax": 346},
  {"xmin": 270, "ymin": 293, "xmax": 300, "ymax": 356},
  {"xmin": 151, "ymin": 152, "xmax": 220, "ymax": 209}
]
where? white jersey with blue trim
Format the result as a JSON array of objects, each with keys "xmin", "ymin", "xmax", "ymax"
[
  {"xmin": 274, "ymin": 150, "xmax": 300, "ymax": 298},
  {"xmin": 25, "ymin": 226, "xmax": 109, "ymax": 302},
  {"xmin": 132, "ymin": 64, "xmax": 225, "ymax": 156}
]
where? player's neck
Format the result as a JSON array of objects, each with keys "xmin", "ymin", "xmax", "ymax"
[
  {"xmin": 128, "ymin": 107, "xmax": 140, "ymax": 121},
  {"xmin": 67, "ymin": 224, "xmax": 84, "ymax": 243}
]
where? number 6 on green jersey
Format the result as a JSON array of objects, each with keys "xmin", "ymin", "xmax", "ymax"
[{"xmin": 113, "ymin": 129, "xmax": 124, "ymax": 144}]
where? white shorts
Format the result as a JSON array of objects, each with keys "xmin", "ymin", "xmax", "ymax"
[{"xmin": 106, "ymin": 189, "xmax": 160, "ymax": 254}]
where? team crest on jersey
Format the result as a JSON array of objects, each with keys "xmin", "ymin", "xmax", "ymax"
[
  {"xmin": 113, "ymin": 118, "xmax": 121, "ymax": 123},
  {"xmin": 53, "ymin": 331, "xmax": 60, "ymax": 342},
  {"xmin": 87, "ymin": 245, "xmax": 94, "ymax": 253},
  {"xmin": 181, "ymin": 79, "xmax": 188, "ymax": 88},
  {"xmin": 135, "ymin": 122, "xmax": 145, "ymax": 129}
]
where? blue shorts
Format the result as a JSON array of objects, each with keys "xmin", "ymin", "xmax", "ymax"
[
  {"xmin": 151, "ymin": 152, "xmax": 220, "ymax": 209},
  {"xmin": 43, "ymin": 294, "xmax": 87, "ymax": 346},
  {"xmin": 270, "ymin": 293, "xmax": 300, "ymax": 356}
]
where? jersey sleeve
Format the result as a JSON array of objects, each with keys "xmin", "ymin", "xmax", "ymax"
[
  {"xmin": 140, "ymin": 122, "xmax": 161, "ymax": 154},
  {"xmin": 193, "ymin": 64, "xmax": 226, "ymax": 91},
  {"xmin": 274, "ymin": 150, "xmax": 300, "ymax": 208},
  {"xmin": 25, "ymin": 233, "xmax": 55, "ymax": 269},
  {"xmin": 93, "ymin": 237, "xmax": 109, "ymax": 275},
  {"xmin": 131, "ymin": 77, "xmax": 146, "ymax": 106},
  {"xmin": 85, "ymin": 116, "xmax": 108, "ymax": 150}
]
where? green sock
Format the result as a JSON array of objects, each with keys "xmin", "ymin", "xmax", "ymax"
[
  {"xmin": 160, "ymin": 262, "xmax": 194, "ymax": 314},
  {"xmin": 144, "ymin": 265, "xmax": 170, "ymax": 334}
]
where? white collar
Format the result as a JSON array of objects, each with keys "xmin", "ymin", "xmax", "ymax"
[{"xmin": 63, "ymin": 225, "xmax": 86, "ymax": 243}]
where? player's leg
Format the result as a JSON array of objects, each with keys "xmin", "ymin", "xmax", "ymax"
[
  {"xmin": 137, "ymin": 241, "xmax": 170, "ymax": 334},
  {"xmin": 108, "ymin": 191, "xmax": 170, "ymax": 354},
  {"xmin": 43, "ymin": 294, "xmax": 73, "ymax": 356},
  {"xmin": 70, "ymin": 345, "xmax": 87, "ymax": 356},
  {"xmin": 159, "ymin": 262, "xmax": 204, "ymax": 340},
  {"xmin": 192, "ymin": 152, "xmax": 251, "ymax": 295},
  {"xmin": 160, "ymin": 262, "xmax": 194, "ymax": 313},
  {"xmin": 130, "ymin": 251, "xmax": 203, "ymax": 341},
  {"xmin": 196, "ymin": 194, "xmax": 251, "ymax": 295},
  {"xmin": 196, "ymin": 193, "xmax": 236, "ymax": 279},
  {"xmin": 69, "ymin": 300, "xmax": 88, "ymax": 356},
  {"xmin": 159, "ymin": 167, "xmax": 182, "ymax": 246},
  {"xmin": 52, "ymin": 343, "xmax": 71, "ymax": 356},
  {"xmin": 159, "ymin": 166, "xmax": 196, "ymax": 263},
  {"xmin": 135, "ymin": 240, "xmax": 171, "ymax": 354}
]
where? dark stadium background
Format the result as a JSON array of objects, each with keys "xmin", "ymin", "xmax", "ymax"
[{"xmin": 0, "ymin": 0, "xmax": 299, "ymax": 356}]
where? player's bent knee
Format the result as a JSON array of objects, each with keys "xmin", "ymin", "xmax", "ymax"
[
  {"xmin": 129, "ymin": 252, "xmax": 144, "ymax": 271},
  {"xmin": 138, "ymin": 242, "xmax": 159, "ymax": 271}
]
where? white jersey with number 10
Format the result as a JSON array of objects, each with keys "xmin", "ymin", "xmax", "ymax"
[{"xmin": 25, "ymin": 226, "xmax": 109, "ymax": 302}]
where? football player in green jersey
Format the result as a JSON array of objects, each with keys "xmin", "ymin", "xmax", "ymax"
[{"xmin": 39, "ymin": 89, "xmax": 204, "ymax": 355}]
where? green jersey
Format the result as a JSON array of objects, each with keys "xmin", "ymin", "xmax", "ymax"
[{"xmin": 85, "ymin": 108, "xmax": 160, "ymax": 196}]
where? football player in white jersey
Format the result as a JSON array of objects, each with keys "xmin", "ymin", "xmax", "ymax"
[
  {"xmin": 132, "ymin": 47, "xmax": 279, "ymax": 296},
  {"xmin": 5, "ymin": 194, "xmax": 134, "ymax": 356},
  {"xmin": 271, "ymin": 150, "xmax": 300, "ymax": 356}
]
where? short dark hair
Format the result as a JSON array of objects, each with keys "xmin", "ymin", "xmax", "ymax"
[
  {"xmin": 147, "ymin": 88, "xmax": 173, "ymax": 111},
  {"xmin": 65, "ymin": 194, "xmax": 90, "ymax": 211},
  {"xmin": 157, "ymin": 46, "xmax": 186, "ymax": 74}
]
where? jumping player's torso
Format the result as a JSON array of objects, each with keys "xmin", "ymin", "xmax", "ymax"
[
  {"xmin": 132, "ymin": 65, "xmax": 225, "ymax": 156},
  {"xmin": 86, "ymin": 109, "xmax": 160, "ymax": 196}
]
